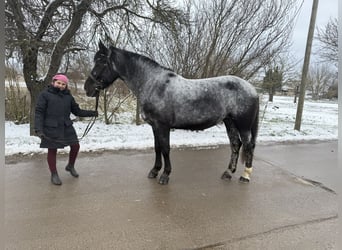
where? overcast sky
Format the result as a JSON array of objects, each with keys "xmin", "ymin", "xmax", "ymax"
[{"xmin": 291, "ymin": 0, "xmax": 338, "ymax": 64}]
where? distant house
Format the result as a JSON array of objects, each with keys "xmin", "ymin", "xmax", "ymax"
[{"xmin": 280, "ymin": 85, "xmax": 295, "ymax": 96}]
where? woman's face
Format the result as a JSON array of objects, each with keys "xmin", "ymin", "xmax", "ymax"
[{"xmin": 53, "ymin": 80, "xmax": 67, "ymax": 90}]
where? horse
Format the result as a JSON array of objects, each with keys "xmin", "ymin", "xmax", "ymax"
[{"xmin": 84, "ymin": 41, "xmax": 260, "ymax": 185}]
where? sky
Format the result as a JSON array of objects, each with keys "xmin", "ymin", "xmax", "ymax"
[
  {"xmin": 5, "ymin": 95, "xmax": 338, "ymax": 156},
  {"xmin": 291, "ymin": 0, "xmax": 338, "ymax": 63}
]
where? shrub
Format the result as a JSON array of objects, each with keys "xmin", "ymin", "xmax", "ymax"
[{"xmin": 5, "ymin": 80, "xmax": 30, "ymax": 124}]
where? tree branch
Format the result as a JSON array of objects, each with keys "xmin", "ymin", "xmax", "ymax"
[
  {"xmin": 46, "ymin": 0, "xmax": 92, "ymax": 81},
  {"xmin": 35, "ymin": 0, "xmax": 66, "ymax": 41}
]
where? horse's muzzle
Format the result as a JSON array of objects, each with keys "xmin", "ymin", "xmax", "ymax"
[
  {"xmin": 84, "ymin": 77, "xmax": 101, "ymax": 97},
  {"xmin": 87, "ymin": 89, "xmax": 99, "ymax": 98}
]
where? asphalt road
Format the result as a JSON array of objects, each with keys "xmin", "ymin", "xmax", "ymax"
[{"xmin": 5, "ymin": 141, "xmax": 338, "ymax": 250}]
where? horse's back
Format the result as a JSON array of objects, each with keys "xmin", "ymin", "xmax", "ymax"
[
  {"xmin": 172, "ymin": 75, "xmax": 258, "ymax": 114},
  {"xmin": 141, "ymin": 73, "xmax": 258, "ymax": 130},
  {"xmin": 176, "ymin": 75, "xmax": 257, "ymax": 97}
]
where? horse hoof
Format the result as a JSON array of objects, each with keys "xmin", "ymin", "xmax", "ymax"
[
  {"xmin": 148, "ymin": 169, "xmax": 158, "ymax": 179},
  {"xmin": 221, "ymin": 171, "xmax": 232, "ymax": 180},
  {"xmin": 158, "ymin": 174, "xmax": 169, "ymax": 185},
  {"xmin": 239, "ymin": 176, "xmax": 250, "ymax": 183}
]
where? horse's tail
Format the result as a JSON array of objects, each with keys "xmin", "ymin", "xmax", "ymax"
[
  {"xmin": 240, "ymin": 98, "xmax": 259, "ymax": 164},
  {"xmin": 251, "ymin": 98, "xmax": 260, "ymax": 145}
]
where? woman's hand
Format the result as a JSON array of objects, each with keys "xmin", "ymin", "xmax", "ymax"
[{"xmin": 35, "ymin": 131, "xmax": 45, "ymax": 139}]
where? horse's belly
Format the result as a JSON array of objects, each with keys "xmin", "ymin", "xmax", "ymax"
[
  {"xmin": 142, "ymin": 99, "xmax": 225, "ymax": 130},
  {"xmin": 173, "ymin": 121, "xmax": 219, "ymax": 131},
  {"xmin": 172, "ymin": 112, "xmax": 223, "ymax": 130}
]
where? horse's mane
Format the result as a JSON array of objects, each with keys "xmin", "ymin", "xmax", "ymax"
[{"xmin": 111, "ymin": 46, "xmax": 173, "ymax": 72}]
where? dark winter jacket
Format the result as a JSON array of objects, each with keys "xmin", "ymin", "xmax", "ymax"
[{"xmin": 34, "ymin": 85, "xmax": 97, "ymax": 148}]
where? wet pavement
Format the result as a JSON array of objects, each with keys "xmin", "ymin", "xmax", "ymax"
[{"xmin": 5, "ymin": 141, "xmax": 338, "ymax": 249}]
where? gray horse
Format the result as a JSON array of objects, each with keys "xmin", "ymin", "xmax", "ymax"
[{"xmin": 84, "ymin": 41, "xmax": 259, "ymax": 185}]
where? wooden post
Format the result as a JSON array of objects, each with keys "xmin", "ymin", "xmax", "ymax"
[{"xmin": 294, "ymin": 0, "xmax": 319, "ymax": 131}]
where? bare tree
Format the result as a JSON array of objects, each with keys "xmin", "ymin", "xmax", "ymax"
[
  {"xmin": 326, "ymin": 81, "xmax": 338, "ymax": 99},
  {"xmin": 143, "ymin": 0, "xmax": 300, "ymax": 80},
  {"xmin": 6, "ymin": 0, "xmax": 93, "ymax": 134},
  {"xmin": 262, "ymin": 67, "xmax": 283, "ymax": 102},
  {"xmin": 316, "ymin": 18, "xmax": 338, "ymax": 66},
  {"xmin": 307, "ymin": 64, "xmax": 336, "ymax": 100},
  {"xmin": 5, "ymin": 0, "xmax": 185, "ymax": 134}
]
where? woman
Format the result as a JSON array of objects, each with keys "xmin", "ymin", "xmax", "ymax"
[{"xmin": 35, "ymin": 73, "xmax": 98, "ymax": 185}]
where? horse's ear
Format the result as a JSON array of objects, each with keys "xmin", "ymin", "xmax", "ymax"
[{"xmin": 98, "ymin": 40, "xmax": 107, "ymax": 52}]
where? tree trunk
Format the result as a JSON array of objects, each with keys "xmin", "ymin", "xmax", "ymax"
[
  {"xmin": 21, "ymin": 43, "xmax": 46, "ymax": 135},
  {"xmin": 268, "ymin": 88, "xmax": 274, "ymax": 102},
  {"xmin": 293, "ymin": 86, "xmax": 299, "ymax": 103},
  {"xmin": 29, "ymin": 81, "xmax": 46, "ymax": 135},
  {"xmin": 268, "ymin": 93, "xmax": 273, "ymax": 102},
  {"xmin": 135, "ymin": 99, "xmax": 142, "ymax": 125}
]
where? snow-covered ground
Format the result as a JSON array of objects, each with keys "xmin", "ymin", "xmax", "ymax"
[{"xmin": 5, "ymin": 95, "xmax": 338, "ymax": 156}]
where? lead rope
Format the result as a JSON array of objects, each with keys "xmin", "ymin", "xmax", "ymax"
[{"xmin": 79, "ymin": 94, "xmax": 100, "ymax": 140}]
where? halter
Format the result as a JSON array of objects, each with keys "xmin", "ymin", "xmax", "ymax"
[
  {"xmin": 88, "ymin": 48, "xmax": 114, "ymax": 92},
  {"xmin": 74, "ymin": 48, "xmax": 114, "ymax": 141},
  {"xmin": 79, "ymin": 50, "xmax": 114, "ymax": 140}
]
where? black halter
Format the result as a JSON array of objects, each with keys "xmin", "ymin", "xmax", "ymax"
[
  {"xmin": 88, "ymin": 49, "xmax": 114, "ymax": 92},
  {"xmin": 74, "ymin": 49, "xmax": 115, "ymax": 141}
]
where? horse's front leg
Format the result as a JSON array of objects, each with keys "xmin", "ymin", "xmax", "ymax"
[
  {"xmin": 148, "ymin": 126, "xmax": 163, "ymax": 179},
  {"xmin": 159, "ymin": 144, "xmax": 171, "ymax": 185},
  {"xmin": 149, "ymin": 124, "xmax": 171, "ymax": 185}
]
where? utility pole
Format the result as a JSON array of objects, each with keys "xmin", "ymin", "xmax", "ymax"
[{"xmin": 294, "ymin": 0, "xmax": 319, "ymax": 131}]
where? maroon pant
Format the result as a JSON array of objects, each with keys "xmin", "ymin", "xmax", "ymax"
[{"xmin": 47, "ymin": 143, "xmax": 80, "ymax": 173}]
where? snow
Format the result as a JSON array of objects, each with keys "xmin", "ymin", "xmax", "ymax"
[{"xmin": 5, "ymin": 95, "xmax": 338, "ymax": 156}]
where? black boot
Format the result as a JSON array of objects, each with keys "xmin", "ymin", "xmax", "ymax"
[
  {"xmin": 51, "ymin": 172, "xmax": 62, "ymax": 185},
  {"xmin": 65, "ymin": 164, "xmax": 79, "ymax": 178}
]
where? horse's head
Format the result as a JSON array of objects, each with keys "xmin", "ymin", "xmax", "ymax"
[{"xmin": 84, "ymin": 41, "xmax": 120, "ymax": 97}]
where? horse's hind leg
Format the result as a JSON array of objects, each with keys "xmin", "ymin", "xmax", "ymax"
[
  {"xmin": 239, "ymin": 131, "xmax": 255, "ymax": 183},
  {"xmin": 221, "ymin": 118, "xmax": 242, "ymax": 180}
]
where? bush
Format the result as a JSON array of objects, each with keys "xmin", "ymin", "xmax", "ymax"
[
  {"xmin": 325, "ymin": 84, "xmax": 338, "ymax": 99},
  {"xmin": 5, "ymin": 80, "xmax": 30, "ymax": 124}
]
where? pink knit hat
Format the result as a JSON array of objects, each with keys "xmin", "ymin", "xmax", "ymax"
[{"xmin": 52, "ymin": 74, "xmax": 69, "ymax": 84}]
